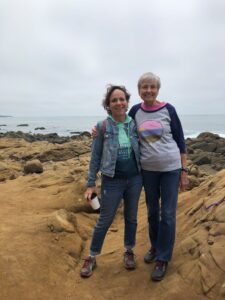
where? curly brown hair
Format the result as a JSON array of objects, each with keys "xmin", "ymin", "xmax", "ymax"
[{"xmin": 102, "ymin": 84, "xmax": 131, "ymax": 114}]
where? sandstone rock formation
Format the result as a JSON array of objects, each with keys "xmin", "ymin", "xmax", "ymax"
[{"xmin": 0, "ymin": 134, "xmax": 224, "ymax": 300}]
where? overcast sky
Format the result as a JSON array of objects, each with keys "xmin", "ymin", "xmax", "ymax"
[{"xmin": 0, "ymin": 0, "xmax": 225, "ymax": 116}]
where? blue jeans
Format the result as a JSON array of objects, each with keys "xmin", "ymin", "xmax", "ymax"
[
  {"xmin": 142, "ymin": 169, "xmax": 181, "ymax": 262},
  {"xmin": 90, "ymin": 174, "xmax": 142, "ymax": 255}
]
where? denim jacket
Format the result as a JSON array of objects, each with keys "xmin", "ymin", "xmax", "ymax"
[{"xmin": 87, "ymin": 116, "xmax": 141, "ymax": 187}]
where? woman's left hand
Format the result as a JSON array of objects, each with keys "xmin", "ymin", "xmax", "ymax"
[
  {"xmin": 180, "ymin": 171, "xmax": 189, "ymax": 191},
  {"xmin": 84, "ymin": 186, "xmax": 97, "ymax": 201}
]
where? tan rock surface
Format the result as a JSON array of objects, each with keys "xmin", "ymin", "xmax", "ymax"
[{"xmin": 0, "ymin": 137, "xmax": 224, "ymax": 300}]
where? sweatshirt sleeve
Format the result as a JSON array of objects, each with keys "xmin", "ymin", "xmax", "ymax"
[
  {"xmin": 167, "ymin": 104, "xmax": 186, "ymax": 154},
  {"xmin": 128, "ymin": 103, "xmax": 141, "ymax": 120}
]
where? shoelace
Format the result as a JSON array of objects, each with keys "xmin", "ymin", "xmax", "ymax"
[
  {"xmin": 82, "ymin": 257, "xmax": 94, "ymax": 268},
  {"xmin": 155, "ymin": 261, "xmax": 166, "ymax": 269},
  {"xmin": 124, "ymin": 251, "xmax": 137, "ymax": 261}
]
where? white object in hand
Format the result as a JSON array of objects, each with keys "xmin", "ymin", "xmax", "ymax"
[{"xmin": 90, "ymin": 193, "xmax": 100, "ymax": 210}]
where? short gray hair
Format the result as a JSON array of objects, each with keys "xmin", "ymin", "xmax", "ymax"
[{"xmin": 137, "ymin": 72, "xmax": 161, "ymax": 90}]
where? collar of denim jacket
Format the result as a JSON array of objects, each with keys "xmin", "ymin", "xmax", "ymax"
[{"xmin": 108, "ymin": 114, "xmax": 131, "ymax": 124}]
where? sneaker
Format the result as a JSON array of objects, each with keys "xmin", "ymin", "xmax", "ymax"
[
  {"xmin": 144, "ymin": 248, "xmax": 156, "ymax": 263},
  {"xmin": 124, "ymin": 249, "xmax": 136, "ymax": 270},
  {"xmin": 80, "ymin": 256, "xmax": 96, "ymax": 278},
  {"xmin": 151, "ymin": 260, "xmax": 168, "ymax": 281}
]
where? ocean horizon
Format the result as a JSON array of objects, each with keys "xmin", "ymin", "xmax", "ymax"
[{"xmin": 0, "ymin": 114, "xmax": 225, "ymax": 138}]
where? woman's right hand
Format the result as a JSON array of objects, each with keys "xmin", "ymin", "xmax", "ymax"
[
  {"xmin": 84, "ymin": 186, "xmax": 97, "ymax": 201},
  {"xmin": 91, "ymin": 126, "xmax": 98, "ymax": 138}
]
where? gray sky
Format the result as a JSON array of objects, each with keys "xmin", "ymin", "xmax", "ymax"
[{"xmin": 1, "ymin": 0, "xmax": 225, "ymax": 116}]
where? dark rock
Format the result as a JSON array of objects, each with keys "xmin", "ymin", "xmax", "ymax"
[
  {"xmin": 37, "ymin": 144, "xmax": 90, "ymax": 162},
  {"xmin": 186, "ymin": 132, "xmax": 225, "ymax": 172},
  {"xmin": 80, "ymin": 131, "xmax": 91, "ymax": 138},
  {"xmin": 24, "ymin": 159, "xmax": 43, "ymax": 174},
  {"xmin": 191, "ymin": 142, "xmax": 217, "ymax": 152},
  {"xmin": 0, "ymin": 130, "xmax": 92, "ymax": 144},
  {"xmin": 71, "ymin": 131, "xmax": 91, "ymax": 140},
  {"xmin": 216, "ymin": 147, "xmax": 225, "ymax": 155},
  {"xmin": 187, "ymin": 147, "xmax": 194, "ymax": 154},
  {"xmin": 37, "ymin": 149, "xmax": 68, "ymax": 162},
  {"xmin": 193, "ymin": 155, "xmax": 211, "ymax": 165},
  {"xmin": 9, "ymin": 174, "xmax": 17, "ymax": 180},
  {"xmin": 17, "ymin": 124, "xmax": 29, "ymax": 127},
  {"xmin": 0, "ymin": 124, "xmax": 7, "ymax": 126},
  {"xmin": 215, "ymin": 142, "xmax": 225, "ymax": 154},
  {"xmin": 213, "ymin": 164, "xmax": 223, "ymax": 171},
  {"xmin": 35, "ymin": 127, "xmax": 46, "ymax": 130},
  {"xmin": 197, "ymin": 132, "xmax": 220, "ymax": 140},
  {"xmin": 0, "ymin": 131, "xmax": 70, "ymax": 144}
]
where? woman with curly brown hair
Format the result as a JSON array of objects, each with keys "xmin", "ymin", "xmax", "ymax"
[{"xmin": 80, "ymin": 85, "xmax": 142, "ymax": 278}]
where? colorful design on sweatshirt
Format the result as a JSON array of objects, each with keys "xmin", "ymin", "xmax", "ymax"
[{"xmin": 138, "ymin": 120, "xmax": 163, "ymax": 143}]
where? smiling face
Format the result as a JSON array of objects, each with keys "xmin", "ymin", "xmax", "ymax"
[
  {"xmin": 138, "ymin": 79, "xmax": 159, "ymax": 105},
  {"xmin": 109, "ymin": 89, "xmax": 128, "ymax": 121}
]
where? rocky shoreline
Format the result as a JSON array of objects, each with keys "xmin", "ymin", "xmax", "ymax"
[
  {"xmin": 187, "ymin": 132, "xmax": 225, "ymax": 170},
  {"xmin": 0, "ymin": 130, "xmax": 91, "ymax": 144},
  {"xmin": 0, "ymin": 131, "xmax": 224, "ymax": 300},
  {"xmin": 0, "ymin": 130, "xmax": 224, "ymax": 187}
]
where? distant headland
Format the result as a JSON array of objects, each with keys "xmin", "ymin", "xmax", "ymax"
[{"xmin": 0, "ymin": 115, "xmax": 12, "ymax": 117}]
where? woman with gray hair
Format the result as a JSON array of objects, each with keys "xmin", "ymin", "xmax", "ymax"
[{"xmin": 129, "ymin": 72, "xmax": 189, "ymax": 281}]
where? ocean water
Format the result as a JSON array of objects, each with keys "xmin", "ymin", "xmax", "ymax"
[
  {"xmin": 0, "ymin": 115, "xmax": 225, "ymax": 138},
  {"xmin": 180, "ymin": 114, "xmax": 225, "ymax": 138}
]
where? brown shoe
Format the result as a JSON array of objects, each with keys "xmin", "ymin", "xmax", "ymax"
[
  {"xmin": 124, "ymin": 250, "xmax": 136, "ymax": 270},
  {"xmin": 151, "ymin": 260, "xmax": 168, "ymax": 281},
  {"xmin": 80, "ymin": 256, "xmax": 96, "ymax": 278}
]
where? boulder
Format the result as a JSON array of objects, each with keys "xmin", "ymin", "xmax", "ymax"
[
  {"xmin": 35, "ymin": 127, "xmax": 46, "ymax": 130},
  {"xmin": 189, "ymin": 166, "xmax": 200, "ymax": 177},
  {"xmin": 216, "ymin": 146, "xmax": 225, "ymax": 155},
  {"xmin": 0, "ymin": 131, "xmax": 71, "ymax": 144},
  {"xmin": 24, "ymin": 159, "xmax": 43, "ymax": 174},
  {"xmin": 193, "ymin": 154, "xmax": 211, "ymax": 165},
  {"xmin": 186, "ymin": 132, "xmax": 225, "ymax": 173},
  {"xmin": 187, "ymin": 147, "xmax": 194, "ymax": 154},
  {"xmin": 188, "ymin": 175, "xmax": 201, "ymax": 189},
  {"xmin": 80, "ymin": 131, "xmax": 91, "ymax": 138},
  {"xmin": 197, "ymin": 132, "xmax": 220, "ymax": 140},
  {"xmin": 192, "ymin": 142, "xmax": 217, "ymax": 152},
  {"xmin": 71, "ymin": 131, "xmax": 91, "ymax": 140}
]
